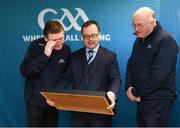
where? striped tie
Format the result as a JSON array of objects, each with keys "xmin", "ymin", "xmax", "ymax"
[{"xmin": 87, "ymin": 50, "xmax": 94, "ymax": 64}]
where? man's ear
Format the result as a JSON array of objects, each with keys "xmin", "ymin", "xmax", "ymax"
[{"xmin": 44, "ymin": 36, "xmax": 48, "ymax": 42}]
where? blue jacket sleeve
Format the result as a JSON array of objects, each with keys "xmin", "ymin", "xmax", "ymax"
[
  {"xmin": 125, "ymin": 56, "xmax": 133, "ymax": 90},
  {"xmin": 20, "ymin": 43, "xmax": 49, "ymax": 77},
  {"xmin": 125, "ymin": 43, "xmax": 136, "ymax": 90}
]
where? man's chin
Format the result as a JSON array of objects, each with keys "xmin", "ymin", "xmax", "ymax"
[
  {"xmin": 137, "ymin": 35, "xmax": 144, "ymax": 38},
  {"xmin": 87, "ymin": 44, "xmax": 96, "ymax": 49},
  {"xmin": 54, "ymin": 46, "xmax": 62, "ymax": 51}
]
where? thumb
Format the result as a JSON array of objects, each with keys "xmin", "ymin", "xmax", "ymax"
[{"xmin": 46, "ymin": 100, "xmax": 55, "ymax": 106}]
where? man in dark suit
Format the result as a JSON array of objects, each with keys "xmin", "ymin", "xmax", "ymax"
[{"xmin": 47, "ymin": 20, "xmax": 121, "ymax": 127}]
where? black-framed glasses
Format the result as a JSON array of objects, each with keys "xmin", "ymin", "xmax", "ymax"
[{"xmin": 82, "ymin": 33, "xmax": 99, "ymax": 40}]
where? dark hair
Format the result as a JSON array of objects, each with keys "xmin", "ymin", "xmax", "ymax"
[
  {"xmin": 81, "ymin": 20, "xmax": 100, "ymax": 33},
  {"xmin": 43, "ymin": 20, "xmax": 64, "ymax": 36}
]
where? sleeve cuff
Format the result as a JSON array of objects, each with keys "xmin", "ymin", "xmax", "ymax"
[{"xmin": 107, "ymin": 91, "xmax": 116, "ymax": 100}]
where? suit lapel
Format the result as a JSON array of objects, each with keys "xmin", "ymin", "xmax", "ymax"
[
  {"xmin": 87, "ymin": 46, "xmax": 103, "ymax": 76},
  {"xmin": 78, "ymin": 48, "xmax": 90, "ymax": 89},
  {"xmin": 92, "ymin": 46, "xmax": 103, "ymax": 64},
  {"xmin": 79, "ymin": 47, "xmax": 89, "ymax": 75},
  {"xmin": 81, "ymin": 47, "xmax": 88, "ymax": 64}
]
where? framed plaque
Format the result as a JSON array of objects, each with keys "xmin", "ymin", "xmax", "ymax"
[{"xmin": 40, "ymin": 89, "xmax": 114, "ymax": 115}]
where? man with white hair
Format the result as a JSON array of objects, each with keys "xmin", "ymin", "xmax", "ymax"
[{"xmin": 126, "ymin": 7, "xmax": 179, "ymax": 127}]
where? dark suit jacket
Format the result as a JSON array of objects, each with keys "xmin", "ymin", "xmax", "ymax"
[
  {"xmin": 63, "ymin": 46, "xmax": 121, "ymax": 96},
  {"xmin": 57, "ymin": 45, "xmax": 121, "ymax": 118}
]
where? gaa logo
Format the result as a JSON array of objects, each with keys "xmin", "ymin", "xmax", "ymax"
[{"xmin": 38, "ymin": 8, "xmax": 89, "ymax": 31}]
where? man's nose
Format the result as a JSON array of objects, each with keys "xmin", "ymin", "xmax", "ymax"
[{"xmin": 89, "ymin": 36, "xmax": 93, "ymax": 40}]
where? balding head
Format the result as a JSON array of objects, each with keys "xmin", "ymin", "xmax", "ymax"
[
  {"xmin": 132, "ymin": 7, "xmax": 157, "ymax": 39},
  {"xmin": 133, "ymin": 7, "xmax": 156, "ymax": 22}
]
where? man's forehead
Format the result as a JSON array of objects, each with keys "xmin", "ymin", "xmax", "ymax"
[
  {"xmin": 82, "ymin": 24, "xmax": 98, "ymax": 33},
  {"xmin": 47, "ymin": 32, "xmax": 64, "ymax": 39},
  {"xmin": 133, "ymin": 13, "xmax": 149, "ymax": 23}
]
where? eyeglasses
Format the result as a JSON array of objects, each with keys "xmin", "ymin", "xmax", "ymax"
[
  {"xmin": 82, "ymin": 33, "xmax": 99, "ymax": 40},
  {"xmin": 132, "ymin": 21, "xmax": 150, "ymax": 29}
]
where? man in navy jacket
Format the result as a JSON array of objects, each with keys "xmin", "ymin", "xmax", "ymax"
[
  {"xmin": 20, "ymin": 20, "xmax": 71, "ymax": 127},
  {"xmin": 48, "ymin": 20, "xmax": 121, "ymax": 127},
  {"xmin": 126, "ymin": 7, "xmax": 179, "ymax": 127}
]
